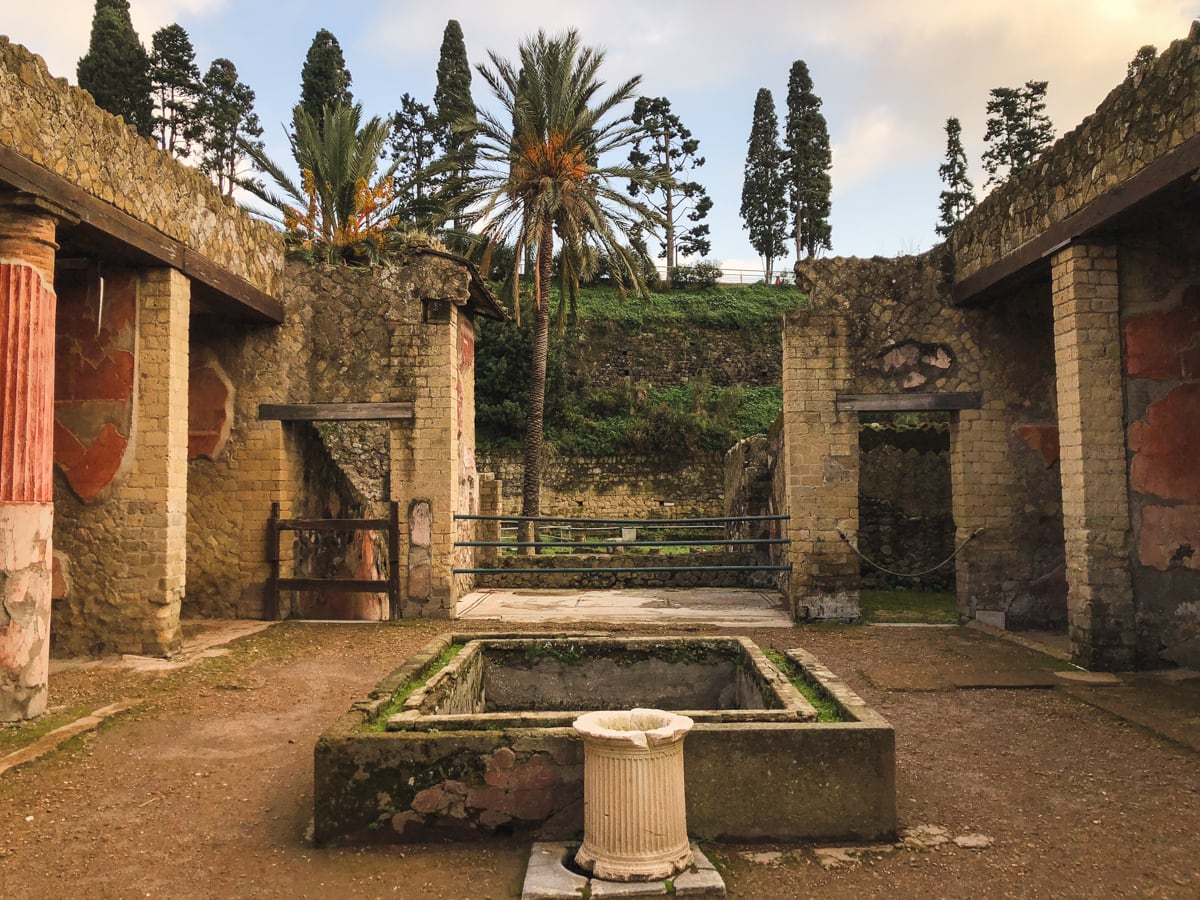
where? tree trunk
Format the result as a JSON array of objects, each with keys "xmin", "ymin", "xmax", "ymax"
[{"xmin": 519, "ymin": 214, "xmax": 554, "ymax": 553}]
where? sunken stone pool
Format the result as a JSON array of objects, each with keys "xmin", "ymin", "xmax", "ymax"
[{"xmin": 313, "ymin": 634, "xmax": 896, "ymax": 845}]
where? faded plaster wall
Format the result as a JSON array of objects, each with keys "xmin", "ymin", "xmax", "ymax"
[{"xmin": 1120, "ymin": 221, "xmax": 1200, "ymax": 666}]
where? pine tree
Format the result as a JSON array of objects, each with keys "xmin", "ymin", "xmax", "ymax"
[
  {"xmin": 936, "ymin": 117, "xmax": 975, "ymax": 238},
  {"xmin": 981, "ymin": 81, "xmax": 1054, "ymax": 188},
  {"xmin": 296, "ymin": 29, "xmax": 353, "ymax": 133},
  {"xmin": 627, "ymin": 96, "xmax": 713, "ymax": 276},
  {"xmin": 1127, "ymin": 45, "xmax": 1157, "ymax": 81},
  {"xmin": 149, "ymin": 24, "xmax": 201, "ymax": 157},
  {"xmin": 783, "ymin": 60, "xmax": 832, "ymax": 260},
  {"xmin": 388, "ymin": 93, "xmax": 447, "ymax": 226},
  {"xmin": 77, "ymin": 0, "xmax": 153, "ymax": 137},
  {"xmin": 434, "ymin": 20, "xmax": 476, "ymax": 229},
  {"xmin": 196, "ymin": 58, "xmax": 263, "ymax": 196},
  {"xmin": 740, "ymin": 88, "xmax": 789, "ymax": 281}
]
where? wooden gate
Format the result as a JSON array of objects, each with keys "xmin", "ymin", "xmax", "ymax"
[{"xmin": 266, "ymin": 501, "xmax": 401, "ymax": 619}]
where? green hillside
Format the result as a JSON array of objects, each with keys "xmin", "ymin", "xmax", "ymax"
[{"xmin": 475, "ymin": 282, "xmax": 807, "ymax": 456}]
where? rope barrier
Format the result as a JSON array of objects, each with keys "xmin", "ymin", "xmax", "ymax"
[{"xmin": 836, "ymin": 527, "xmax": 985, "ymax": 579}]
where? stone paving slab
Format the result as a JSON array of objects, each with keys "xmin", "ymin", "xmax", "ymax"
[
  {"xmin": 522, "ymin": 842, "xmax": 724, "ymax": 900},
  {"xmin": 457, "ymin": 587, "xmax": 793, "ymax": 628}
]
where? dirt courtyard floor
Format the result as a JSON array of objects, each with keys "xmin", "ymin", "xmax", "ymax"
[{"xmin": 1, "ymin": 619, "xmax": 1198, "ymax": 899}]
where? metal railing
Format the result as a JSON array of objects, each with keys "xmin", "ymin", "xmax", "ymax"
[{"xmin": 452, "ymin": 513, "xmax": 789, "ymax": 576}]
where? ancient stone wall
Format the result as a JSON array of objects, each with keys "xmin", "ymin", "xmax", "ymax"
[
  {"xmin": 0, "ymin": 36, "xmax": 282, "ymax": 296},
  {"xmin": 478, "ymin": 449, "xmax": 725, "ymax": 520},
  {"xmin": 858, "ymin": 427, "xmax": 954, "ymax": 592},
  {"xmin": 185, "ymin": 256, "xmax": 484, "ymax": 622},
  {"xmin": 1119, "ymin": 220, "xmax": 1200, "ymax": 667},
  {"xmin": 52, "ymin": 267, "xmax": 192, "ymax": 656},
  {"xmin": 784, "ymin": 254, "xmax": 1065, "ymax": 624},
  {"xmin": 949, "ymin": 23, "xmax": 1200, "ymax": 283},
  {"xmin": 185, "ymin": 308, "xmax": 308, "ymax": 620}
]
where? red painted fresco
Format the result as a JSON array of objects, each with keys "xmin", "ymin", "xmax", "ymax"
[
  {"xmin": 1129, "ymin": 382, "xmax": 1200, "ymax": 503},
  {"xmin": 1138, "ymin": 504, "xmax": 1200, "ymax": 571},
  {"xmin": 53, "ymin": 420, "xmax": 129, "ymax": 502},
  {"xmin": 53, "ymin": 272, "xmax": 136, "ymax": 500},
  {"xmin": 188, "ymin": 355, "xmax": 233, "ymax": 460},
  {"xmin": 1124, "ymin": 285, "xmax": 1200, "ymax": 380},
  {"xmin": 1016, "ymin": 425, "xmax": 1060, "ymax": 466}
]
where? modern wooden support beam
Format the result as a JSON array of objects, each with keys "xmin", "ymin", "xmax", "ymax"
[
  {"xmin": 835, "ymin": 392, "xmax": 982, "ymax": 412},
  {"xmin": 257, "ymin": 402, "xmax": 415, "ymax": 421}
]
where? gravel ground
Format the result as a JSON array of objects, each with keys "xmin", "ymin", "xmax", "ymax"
[{"xmin": 0, "ymin": 620, "xmax": 1197, "ymax": 899}]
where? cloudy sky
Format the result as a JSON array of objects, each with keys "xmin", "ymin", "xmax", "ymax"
[{"xmin": 6, "ymin": 1, "xmax": 1197, "ymax": 275}]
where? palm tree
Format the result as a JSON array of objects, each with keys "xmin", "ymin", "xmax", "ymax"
[
  {"xmin": 466, "ymin": 29, "xmax": 661, "ymax": 543},
  {"xmin": 243, "ymin": 103, "xmax": 404, "ymax": 263}
]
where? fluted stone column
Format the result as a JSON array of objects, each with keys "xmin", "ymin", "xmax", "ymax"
[{"xmin": 0, "ymin": 194, "xmax": 63, "ymax": 720}]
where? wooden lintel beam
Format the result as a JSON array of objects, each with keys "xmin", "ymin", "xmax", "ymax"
[
  {"xmin": 951, "ymin": 131, "xmax": 1200, "ymax": 306},
  {"xmin": 835, "ymin": 392, "xmax": 982, "ymax": 412},
  {"xmin": 0, "ymin": 146, "xmax": 283, "ymax": 323},
  {"xmin": 257, "ymin": 402, "xmax": 415, "ymax": 421}
]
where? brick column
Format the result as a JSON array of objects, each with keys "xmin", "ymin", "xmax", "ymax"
[
  {"xmin": 389, "ymin": 300, "xmax": 477, "ymax": 618},
  {"xmin": 1051, "ymin": 243, "xmax": 1136, "ymax": 669},
  {"xmin": 949, "ymin": 405, "xmax": 1029, "ymax": 622},
  {"xmin": 107, "ymin": 268, "xmax": 190, "ymax": 654},
  {"xmin": 0, "ymin": 194, "xmax": 60, "ymax": 719},
  {"xmin": 781, "ymin": 309, "xmax": 860, "ymax": 619},
  {"xmin": 478, "ymin": 475, "xmax": 502, "ymax": 568}
]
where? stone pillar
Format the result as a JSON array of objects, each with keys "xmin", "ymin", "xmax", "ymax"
[
  {"xmin": 238, "ymin": 419, "xmax": 298, "ymax": 619},
  {"xmin": 0, "ymin": 194, "xmax": 60, "ymax": 719},
  {"xmin": 949, "ymin": 404, "xmax": 1030, "ymax": 623},
  {"xmin": 781, "ymin": 309, "xmax": 860, "ymax": 619},
  {"xmin": 390, "ymin": 300, "xmax": 477, "ymax": 618},
  {"xmin": 105, "ymin": 268, "xmax": 191, "ymax": 654},
  {"xmin": 478, "ymin": 474, "xmax": 502, "ymax": 568},
  {"xmin": 1050, "ymin": 243, "xmax": 1137, "ymax": 669}
]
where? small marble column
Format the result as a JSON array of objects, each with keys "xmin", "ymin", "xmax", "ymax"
[
  {"xmin": 0, "ymin": 193, "xmax": 64, "ymax": 720},
  {"xmin": 573, "ymin": 709, "xmax": 695, "ymax": 882}
]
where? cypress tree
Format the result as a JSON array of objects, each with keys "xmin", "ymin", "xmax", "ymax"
[
  {"xmin": 149, "ymin": 24, "xmax": 201, "ymax": 157},
  {"xmin": 936, "ymin": 117, "xmax": 975, "ymax": 237},
  {"xmin": 783, "ymin": 60, "xmax": 832, "ymax": 260},
  {"xmin": 740, "ymin": 88, "xmax": 789, "ymax": 282},
  {"xmin": 77, "ymin": 0, "xmax": 153, "ymax": 137},
  {"xmin": 296, "ymin": 29, "xmax": 353, "ymax": 133},
  {"xmin": 434, "ymin": 19, "xmax": 476, "ymax": 229}
]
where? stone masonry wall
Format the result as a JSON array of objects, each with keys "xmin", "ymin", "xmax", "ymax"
[
  {"xmin": 0, "ymin": 36, "xmax": 282, "ymax": 296},
  {"xmin": 950, "ymin": 23, "xmax": 1200, "ymax": 283},
  {"xmin": 477, "ymin": 449, "xmax": 725, "ymax": 521},
  {"xmin": 786, "ymin": 254, "xmax": 1065, "ymax": 626},
  {"xmin": 186, "ymin": 256, "xmax": 483, "ymax": 621},
  {"xmin": 1119, "ymin": 219, "xmax": 1200, "ymax": 667},
  {"xmin": 53, "ymin": 268, "xmax": 191, "ymax": 655},
  {"xmin": 858, "ymin": 429, "xmax": 955, "ymax": 593}
]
